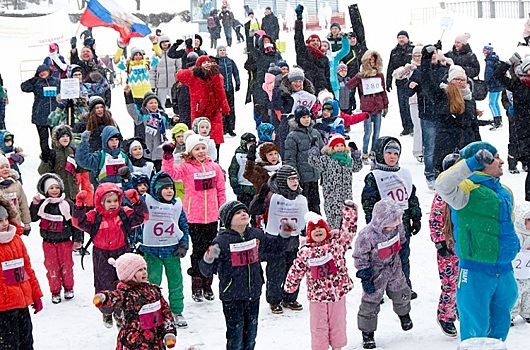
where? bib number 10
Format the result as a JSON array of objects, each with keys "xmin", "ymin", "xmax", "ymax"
[{"xmin": 153, "ymin": 222, "xmax": 175, "ymax": 236}]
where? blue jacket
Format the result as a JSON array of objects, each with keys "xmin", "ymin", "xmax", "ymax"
[
  {"xmin": 217, "ymin": 56, "xmax": 240, "ymax": 92},
  {"xmin": 20, "ymin": 65, "xmax": 60, "ymax": 126},
  {"xmin": 484, "ymin": 52, "xmax": 503, "ymax": 92},
  {"xmin": 200, "ymin": 227, "xmax": 289, "ymax": 301}
]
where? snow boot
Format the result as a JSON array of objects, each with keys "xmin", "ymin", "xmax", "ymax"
[
  {"xmin": 51, "ymin": 294, "xmax": 61, "ymax": 304},
  {"xmin": 64, "ymin": 289, "xmax": 74, "ymax": 300},
  {"xmin": 113, "ymin": 311, "xmax": 123, "ymax": 329},
  {"xmin": 399, "ymin": 314, "xmax": 413, "ymax": 331},
  {"xmin": 437, "ymin": 319, "xmax": 457, "ymax": 337},
  {"xmin": 102, "ymin": 313, "xmax": 113, "ymax": 328},
  {"xmin": 202, "ymin": 275, "xmax": 215, "ymax": 301},
  {"xmin": 362, "ymin": 332, "xmax": 376, "ymax": 349},
  {"xmin": 174, "ymin": 313, "xmax": 188, "ymax": 328},
  {"xmin": 270, "ymin": 304, "xmax": 283, "ymax": 314},
  {"xmin": 192, "ymin": 277, "xmax": 204, "ymax": 302},
  {"xmin": 489, "ymin": 116, "xmax": 502, "ymax": 130},
  {"xmin": 281, "ymin": 300, "xmax": 303, "ymax": 311}
]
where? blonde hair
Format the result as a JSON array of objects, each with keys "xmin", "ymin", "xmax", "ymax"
[{"xmin": 446, "ymin": 83, "xmax": 465, "ymax": 115}]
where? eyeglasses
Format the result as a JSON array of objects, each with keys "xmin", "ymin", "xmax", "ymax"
[{"xmin": 287, "ymin": 176, "xmax": 299, "ymax": 183}]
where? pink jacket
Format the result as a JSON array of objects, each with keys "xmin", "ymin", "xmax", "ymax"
[
  {"xmin": 284, "ymin": 204, "xmax": 357, "ymax": 302},
  {"xmin": 162, "ymin": 154, "xmax": 226, "ymax": 224}
]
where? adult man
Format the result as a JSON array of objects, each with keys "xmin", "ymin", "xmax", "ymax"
[
  {"xmin": 261, "ymin": 6, "xmax": 280, "ymax": 43},
  {"xmin": 216, "ymin": 45, "xmax": 240, "ymax": 137},
  {"xmin": 219, "ymin": 6, "xmax": 234, "ymax": 47},
  {"xmin": 386, "ymin": 30, "xmax": 414, "ymax": 136},
  {"xmin": 435, "ymin": 141, "xmax": 519, "ymax": 342}
]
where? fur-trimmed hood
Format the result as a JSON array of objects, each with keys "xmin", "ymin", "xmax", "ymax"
[
  {"xmin": 51, "ymin": 124, "xmax": 73, "ymax": 148},
  {"xmin": 280, "ymin": 75, "xmax": 316, "ymax": 96},
  {"xmin": 360, "ymin": 50, "xmax": 384, "ymax": 78},
  {"xmin": 515, "ymin": 201, "xmax": 530, "ymax": 236},
  {"xmin": 36, "ymin": 173, "xmax": 64, "ymax": 196}
]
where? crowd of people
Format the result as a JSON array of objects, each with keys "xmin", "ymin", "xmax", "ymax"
[{"xmin": 1, "ymin": 2, "xmax": 530, "ymax": 350}]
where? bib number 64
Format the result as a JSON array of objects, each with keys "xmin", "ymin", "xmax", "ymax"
[{"xmin": 153, "ymin": 222, "xmax": 175, "ymax": 236}]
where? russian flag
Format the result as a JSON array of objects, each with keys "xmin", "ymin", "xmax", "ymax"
[{"xmin": 80, "ymin": 0, "xmax": 151, "ymax": 44}]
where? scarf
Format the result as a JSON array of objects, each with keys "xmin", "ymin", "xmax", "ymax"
[
  {"xmin": 0, "ymin": 177, "xmax": 15, "ymax": 189},
  {"xmin": 148, "ymin": 113, "xmax": 167, "ymax": 142},
  {"xmin": 307, "ymin": 44, "xmax": 324, "ymax": 59},
  {"xmin": 330, "ymin": 152, "xmax": 352, "ymax": 167},
  {"xmin": 261, "ymin": 162, "xmax": 282, "ymax": 176},
  {"xmin": 37, "ymin": 193, "xmax": 71, "ymax": 221},
  {"xmin": 372, "ymin": 162, "xmax": 400, "ymax": 172},
  {"xmin": 0, "ymin": 224, "xmax": 16, "ymax": 243}
]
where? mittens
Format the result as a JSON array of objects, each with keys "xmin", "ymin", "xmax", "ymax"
[
  {"xmin": 295, "ymin": 4, "xmax": 304, "ymax": 20},
  {"xmin": 162, "ymin": 142, "xmax": 176, "ymax": 154},
  {"xmin": 411, "ymin": 220, "xmax": 421, "ymax": 235},
  {"xmin": 164, "ymin": 333, "xmax": 177, "ymax": 348},
  {"xmin": 76, "ymin": 190, "xmax": 88, "ymax": 207},
  {"xmin": 475, "ymin": 149, "xmax": 494, "ymax": 167},
  {"xmin": 93, "ymin": 293, "xmax": 106, "ymax": 308},
  {"xmin": 81, "ymin": 130, "xmax": 91, "ymax": 142},
  {"xmin": 247, "ymin": 144, "xmax": 257, "ymax": 162},
  {"xmin": 174, "ymin": 243, "xmax": 189, "ymax": 258},
  {"xmin": 435, "ymin": 241, "xmax": 453, "ymax": 259},
  {"xmin": 32, "ymin": 298, "xmax": 43, "ymax": 314},
  {"xmin": 204, "ymin": 244, "xmax": 221, "ymax": 263},
  {"xmin": 356, "ymin": 268, "xmax": 376, "ymax": 294},
  {"xmin": 125, "ymin": 189, "xmax": 140, "ymax": 205}
]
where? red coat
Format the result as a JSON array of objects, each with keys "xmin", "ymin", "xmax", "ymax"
[{"xmin": 176, "ymin": 68, "xmax": 230, "ymax": 144}]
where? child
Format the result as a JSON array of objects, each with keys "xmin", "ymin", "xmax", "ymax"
[
  {"xmin": 30, "ymin": 173, "xmax": 83, "ymax": 304},
  {"xmin": 284, "ymin": 105, "xmax": 324, "ymax": 214},
  {"xmin": 337, "ymin": 63, "xmax": 355, "ymax": 113},
  {"xmin": 353, "ymin": 198, "xmax": 413, "ymax": 349},
  {"xmin": 0, "ymin": 130, "xmax": 25, "ymax": 182},
  {"xmin": 228, "ymin": 133, "xmax": 257, "ymax": 207},
  {"xmin": 192, "ymin": 117, "xmax": 217, "ymax": 161},
  {"xmin": 72, "ymin": 183, "xmax": 148, "ymax": 327},
  {"xmin": 308, "ymin": 134, "xmax": 362, "ymax": 230},
  {"xmin": 93, "ymin": 253, "xmax": 177, "ymax": 349},
  {"xmin": 162, "ymin": 134, "xmax": 226, "ymax": 302},
  {"xmin": 38, "ymin": 125, "xmax": 79, "ymax": 201},
  {"xmin": 122, "ymin": 137, "xmax": 155, "ymax": 178},
  {"xmin": 76, "ymin": 125, "xmax": 133, "ymax": 188},
  {"xmin": 200, "ymin": 200, "xmax": 292, "ymax": 349},
  {"xmin": 511, "ymin": 201, "xmax": 530, "ymax": 325},
  {"xmin": 171, "ymin": 123, "xmax": 189, "ymax": 167},
  {"xmin": 0, "ymin": 195, "xmax": 43, "ymax": 348},
  {"xmin": 243, "ymin": 142, "xmax": 282, "ymax": 195},
  {"xmin": 361, "ymin": 136, "xmax": 422, "ymax": 299},
  {"xmin": 0, "ymin": 155, "xmax": 31, "ymax": 234},
  {"xmin": 285, "ymin": 203, "xmax": 358, "ymax": 350},
  {"xmin": 346, "ymin": 50, "xmax": 389, "ymax": 163},
  {"xmin": 315, "ymin": 101, "xmax": 345, "ymax": 143},
  {"xmin": 249, "ymin": 165, "xmax": 308, "ymax": 314},
  {"xmin": 135, "ymin": 171, "xmax": 190, "ymax": 328}
]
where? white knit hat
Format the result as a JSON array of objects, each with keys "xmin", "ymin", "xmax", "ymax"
[
  {"xmin": 317, "ymin": 90, "xmax": 334, "ymax": 104},
  {"xmin": 0, "ymin": 155, "xmax": 9, "ymax": 166},
  {"xmin": 185, "ymin": 134, "xmax": 209, "ymax": 152},
  {"xmin": 448, "ymin": 65, "xmax": 466, "ymax": 82}
]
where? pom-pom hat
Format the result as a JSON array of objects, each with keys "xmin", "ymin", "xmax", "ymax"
[
  {"xmin": 328, "ymin": 134, "xmax": 346, "ymax": 149},
  {"xmin": 305, "ymin": 212, "xmax": 331, "ymax": 243},
  {"xmin": 108, "ymin": 253, "xmax": 147, "ymax": 282},
  {"xmin": 219, "ymin": 201, "xmax": 248, "ymax": 228}
]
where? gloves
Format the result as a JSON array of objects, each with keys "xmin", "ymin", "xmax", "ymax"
[
  {"xmin": 247, "ymin": 144, "xmax": 257, "ymax": 162},
  {"xmin": 233, "ymin": 185, "xmax": 242, "ymax": 197},
  {"xmin": 352, "ymin": 150, "xmax": 362, "ymax": 159},
  {"xmin": 33, "ymin": 195, "xmax": 41, "ymax": 205},
  {"xmin": 295, "ymin": 4, "xmax": 304, "ymax": 20},
  {"xmin": 204, "ymin": 244, "xmax": 221, "ymax": 264},
  {"xmin": 174, "ymin": 242, "xmax": 189, "ymax": 258},
  {"xmin": 185, "ymin": 38, "xmax": 193, "ymax": 49},
  {"xmin": 475, "ymin": 149, "xmax": 494, "ymax": 167},
  {"xmin": 162, "ymin": 142, "xmax": 176, "ymax": 154},
  {"xmin": 117, "ymin": 38, "xmax": 127, "ymax": 49},
  {"xmin": 164, "ymin": 333, "xmax": 177, "ymax": 349},
  {"xmin": 411, "ymin": 219, "xmax": 421, "ymax": 235},
  {"xmin": 422, "ymin": 45, "xmax": 436, "ymax": 60},
  {"xmin": 93, "ymin": 293, "xmax": 106, "ymax": 308},
  {"xmin": 175, "ymin": 39, "xmax": 184, "ymax": 47},
  {"xmin": 435, "ymin": 241, "xmax": 453, "ymax": 259},
  {"xmin": 348, "ymin": 141, "xmax": 358, "ymax": 151},
  {"xmin": 434, "ymin": 39, "xmax": 442, "ymax": 50},
  {"xmin": 382, "ymin": 108, "xmax": 388, "ymax": 117},
  {"xmin": 148, "ymin": 34, "xmax": 157, "ymax": 44},
  {"xmin": 119, "ymin": 166, "xmax": 131, "ymax": 181},
  {"xmin": 76, "ymin": 190, "xmax": 88, "ymax": 207},
  {"xmin": 509, "ymin": 52, "xmax": 522, "ymax": 66},
  {"xmin": 70, "ymin": 36, "xmax": 77, "ymax": 49},
  {"xmin": 279, "ymin": 220, "xmax": 297, "ymax": 238},
  {"xmin": 507, "ymin": 105, "xmax": 514, "ymax": 117},
  {"xmin": 81, "ymin": 130, "xmax": 91, "ymax": 142},
  {"xmin": 235, "ymin": 84, "xmax": 240, "ymax": 92},
  {"xmin": 307, "ymin": 145, "xmax": 320, "ymax": 157},
  {"xmin": 24, "ymin": 224, "xmax": 31, "ymax": 236},
  {"xmin": 73, "ymin": 241, "xmax": 83, "ymax": 251},
  {"xmin": 31, "ymin": 298, "xmax": 43, "ymax": 314},
  {"xmin": 386, "ymin": 85, "xmax": 392, "ymax": 93},
  {"xmin": 356, "ymin": 268, "xmax": 376, "ymax": 294},
  {"xmin": 125, "ymin": 189, "xmax": 140, "ymax": 205}
]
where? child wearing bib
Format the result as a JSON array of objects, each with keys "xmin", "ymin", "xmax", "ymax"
[
  {"xmin": 76, "ymin": 125, "xmax": 133, "ymax": 189},
  {"xmin": 38, "ymin": 125, "xmax": 79, "ymax": 202},
  {"xmin": 93, "ymin": 253, "xmax": 177, "ymax": 350},
  {"xmin": 353, "ymin": 198, "xmax": 412, "ymax": 349},
  {"xmin": 192, "ymin": 117, "xmax": 218, "ymax": 162},
  {"xmin": 284, "ymin": 202, "xmax": 358, "ymax": 350},
  {"xmin": 511, "ymin": 201, "xmax": 530, "ymax": 325},
  {"xmin": 361, "ymin": 136, "xmax": 421, "ymax": 299},
  {"xmin": 0, "ymin": 155, "xmax": 31, "ymax": 234},
  {"xmin": 30, "ymin": 173, "xmax": 83, "ymax": 304},
  {"xmin": 0, "ymin": 196, "xmax": 43, "ymax": 349},
  {"xmin": 200, "ymin": 201, "xmax": 291, "ymax": 350},
  {"xmin": 136, "ymin": 172, "xmax": 189, "ymax": 328},
  {"xmin": 122, "ymin": 137, "xmax": 155, "ymax": 178},
  {"xmin": 161, "ymin": 133, "xmax": 226, "ymax": 302}
]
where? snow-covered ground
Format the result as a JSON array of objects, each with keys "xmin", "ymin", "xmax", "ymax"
[{"xmin": 1, "ymin": 0, "xmax": 529, "ymax": 349}]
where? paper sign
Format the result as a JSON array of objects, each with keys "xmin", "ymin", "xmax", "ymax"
[
  {"xmin": 440, "ymin": 17, "xmax": 454, "ymax": 30},
  {"xmin": 60, "ymin": 78, "xmax": 80, "ymax": 99}
]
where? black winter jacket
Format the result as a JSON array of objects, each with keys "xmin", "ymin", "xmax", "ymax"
[
  {"xmin": 261, "ymin": 13, "xmax": 280, "ymax": 42},
  {"xmin": 386, "ymin": 42, "xmax": 414, "ymax": 88},
  {"xmin": 30, "ymin": 199, "xmax": 83, "ymax": 243},
  {"xmin": 445, "ymin": 44, "xmax": 480, "ymax": 79}
]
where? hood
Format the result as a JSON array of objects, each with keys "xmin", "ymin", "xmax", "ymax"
[
  {"xmin": 514, "ymin": 201, "xmax": 530, "ymax": 236},
  {"xmin": 322, "ymin": 100, "xmax": 339, "ymax": 118},
  {"xmin": 0, "ymin": 130, "xmax": 14, "ymax": 153},
  {"xmin": 122, "ymin": 137, "xmax": 149, "ymax": 158},
  {"xmin": 369, "ymin": 198, "xmax": 404, "ymax": 232},
  {"xmin": 360, "ymin": 50, "xmax": 384, "ymax": 78},
  {"xmin": 101, "ymin": 125, "xmax": 122, "ymax": 156},
  {"xmin": 149, "ymin": 171, "xmax": 175, "ymax": 203},
  {"xmin": 131, "ymin": 171, "xmax": 150, "ymax": 191},
  {"xmin": 374, "ymin": 136, "xmax": 400, "ymax": 165},
  {"xmin": 35, "ymin": 64, "xmax": 52, "ymax": 77},
  {"xmin": 51, "ymin": 124, "xmax": 73, "ymax": 148},
  {"xmin": 94, "ymin": 182, "xmax": 123, "ymax": 216},
  {"xmin": 36, "ymin": 173, "xmax": 64, "ymax": 196}
]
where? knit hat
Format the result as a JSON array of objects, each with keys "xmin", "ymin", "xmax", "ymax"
[
  {"xmin": 257, "ymin": 122, "xmax": 274, "ymax": 142},
  {"xmin": 459, "ymin": 141, "xmax": 498, "ymax": 160},
  {"xmin": 153, "ymin": 173, "xmax": 174, "ymax": 199},
  {"xmin": 483, "ymin": 44, "xmax": 494, "ymax": 52},
  {"xmin": 521, "ymin": 56, "xmax": 530, "ymax": 73},
  {"xmin": 328, "ymin": 134, "xmax": 346, "ymax": 149},
  {"xmin": 397, "ymin": 30, "xmax": 409, "ymax": 39},
  {"xmin": 37, "ymin": 173, "xmax": 64, "ymax": 196},
  {"xmin": 265, "ymin": 6, "xmax": 272, "ymax": 10},
  {"xmin": 337, "ymin": 63, "xmax": 347, "ymax": 71},
  {"xmin": 0, "ymin": 155, "xmax": 9, "ymax": 166},
  {"xmin": 186, "ymin": 52, "xmax": 199, "ymax": 67},
  {"xmin": 142, "ymin": 92, "xmax": 161, "ymax": 108},
  {"xmin": 108, "ymin": 253, "xmax": 147, "ymax": 283},
  {"xmin": 131, "ymin": 171, "xmax": 150, "ymax": 189},
  {"xmin": 54, "ymin": 125, "xmax": 73, "ymax": 141},
  {"xmin": 455, "ymin": 33, "xmax": 471, "ymax": 45},
  {"xmin": 43, "ymin": 177, "xmax": 60, "ymax": 194},
  {"xmin": 412, "ymin": 45, "xmax": 423, "ymax": 55},
  {"xmin": 384, "ymin": 139, "xmax": 401, "ymax": 155},
  {"xmin": 317, "ymin": 90, "xmax": 334, "ymax": 103},
  {"xmin": 259, "ymin": 142, "xmax": 279, "ymax": 161},
  {"xmin": 128, "ymin": 140, "xmax": 143, "ymax": 154},
  {"xmin": 130, "ymin": 47, "xmax": 144, "ymax": 57},
  {"xmin": 276, "ymin": 60, "xmax": 289, "ymax": 69},
  {"xmin": 88, "ymin": 96, "xmax": 105, "ymax": 112},
  {"xmin": 448, "ymin": 65, "xmax": 467, "ymax": 82},
  {"xmin": 294, "ymin": 105, "xmax": 311, "ymax": 125},
  {"xmin": 171, "ymin": 123, "xmax": 189, "ymax": 140},
  {"xmin": 268, "ymin": 63, "xmax": 282, "ymax": 75},
  {"xmin": 287, "ymin": 67, "xmax": 305, "ymax": 82},
  {"xmin": 275, "ymin": 165, "xmax": 300, "ymax": 199},
  {"xmin": 192, "ymin": 117, "xmax": 211, "ymax": 135},
  {"xmin": 158, "ymin": 35, "xmax": 170, "ymax": 43},
  {"xmin": 305, "ymin": 212, "xmax": 331, "ymax": 243},
  {"xmin": 305, "ymin": 34, "xmax": 321, "ymax": 45},
  {"xmin": 196, "ymin": 55, "xmax": 211, "ymax": 67},
  {"xmin": 219, "ymin": 200, "xmax": 248, "ymax": 229},
  {"xmin": 185, "ymin": 134, "xmax": 209, "ymax": 152},
  {"xmin": 0, "ymin": 205, "xmax": 7, "ymax": 219},
  {"xmin": 330, "ymin": 22, "xmax": 341, "ymax": 30},
  {"xmin": 216, "ymin": 44, "xmax": 227, "ymax": 54}
]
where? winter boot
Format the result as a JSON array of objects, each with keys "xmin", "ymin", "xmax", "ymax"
[
  {"xmin": 399, "ymin": 314, "xmax": 413, "ymax": 331},
  {"xmin": 202, "ymin": 275, "xmax": 215, "ymax": 301},
  {"xmin": 102, "ymin": 313, "xmax": 113, "ymax": 328},
  {"xmin": 410, "ymin": 290, "xmax": 418, "ymax": 300},
  {"xmin": 362, "ymin": 332, "xmax": 376, "ymax": 349},
  {"xmin": 269, "ymin": 303, "xmax": 283, "ymax": 314},
  {"xmin": 489, "ymin": 116, "xmax": 502, "ymax": 130},
  {"xmin": 281, "ymin": 300, "xmax": 303, "ymax": 311},
  {"xmin": 191, "ymin": 277, "xmax": 204, "ymax": 302},
  {"xmin": 437, "ymin": 319, "xmax": 457, "ymax": 337},
  {"xmin": 174, "ymin": 313, "xmax": 188, "ymax": 328},
  {"xmin": 64, "ymin": 289, "xmax": 74, "ymax": 300},
  {"xmin": 51, "ymin": 294, "xmax": 61, "ymax": 304},
  {"xmin": 227, "ymin": 37, "xmax": 232, "ymax": 47},
  {"xmin": 113, "ymin": 311, "xmax": 123, "ymax": 329}
]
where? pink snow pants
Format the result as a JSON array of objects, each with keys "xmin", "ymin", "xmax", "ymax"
[
  {"xmin": 42, "ymin": 240, "xmax": 74, "ymax": 294},
  {"xmin": 309, "ymin": 296, "xmax": 347, "ymax": 350}
]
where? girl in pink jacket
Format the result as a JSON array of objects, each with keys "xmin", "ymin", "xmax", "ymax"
[
  {"xmin": 162, "ymin": 133, "xmax": 226, "ymax": 303},
  {"xmin": 284, "ymin": 200, "xmax": 358, "ymax": 350}
]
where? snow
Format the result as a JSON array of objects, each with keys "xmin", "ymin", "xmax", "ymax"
[{"xmin": 1, "ymin": 0, "xmax": 529, "ymax": 349}]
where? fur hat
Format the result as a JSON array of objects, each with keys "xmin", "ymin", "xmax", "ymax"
[
  {"xmin": 305, "ymin": 212, "xmax": 331, "ymax": 243},
  {"xmin": 88, "ymin": 96, "xmax": 105, "ymax": 112},
  {"xmin": 108, "ymin": 253, "xmax": 147, "ymax": 283},
  {"xmin": 259, "ymin": 142, "xmax": 279, "ymax": 161},
  {"xmin": 305, "ymin": 34, "xmax": 321, "ymax": 45},
  {"xmin": 397, "ymin": 30, "xmax": 409, "ymax": 39},
  {"xmin": 294, "ymin": 105, "xmax": 311, "ymax": 125},
  {"xmin": 328, "ymin": 134, "xmax": 346, "ymax": 149},
  {"xmin": 219, "ymin": 200, "xmax": 248, "ymax": 228},
  {"xmin": 455, "ymin": 33, "xmax": 471, "ymax": 45},
  {"xmin": 287, "ymin": 67, "xmax": 305, "ymax": 82},
  {"xmin": 185, "ymin": 134, "xmax": 209, "ymax": 153},
  {"xmin": 130, "ymin": 47, "xmax": 144, "ymax": 57},
  {"xmin": 448, "ymin": 65, "xmax": 467, "ymax": 82},
  {"xmin": 459, "ymin": 141, "xmax": 498, "ymax": 160},
  {"xmin": 196, "ymin": 55, "xmax": 211, "ymax": 67},
  {"xmin": 142, "ymin": 92, "xmax": 161, "ymax": 108},
  {"xmin": 317, "ymin": 90, "xmax": 334, "ymax": 104}
]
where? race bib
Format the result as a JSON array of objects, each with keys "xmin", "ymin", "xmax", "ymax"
[
  {"xmin": 265, "ymin": 193, "xmax": 307, "ymax": 236},
  {"xmin": 65, "ymin": 156, "xmax": 77, "ymax": 175},
  {"xmin": 1, "ymin": 258, "xmax": 29, "ymax": 285},
  {"xmin": 229, "ymin": 239, "xmax": 259, "ymax": 267},
  {"xmin": 513, "ymin": 251, "xmax": 530, "ymax": 279},
  {"xmin": 43, "ymin": 86, "xmax": 57, "ymax": 97},
  {"xmin": 308, "ymin": 254, "xmax": 338, "ymax": 280},
  {"xmin": 39, "ymin": 213, "xmax": 63, "ymax": 232},
  {"xmin": 138, "ymin": 300, "xmax": 163, "ymax": 330},
  {"xmin": 194, "ymin": 171, "xmax": 215, "ymax": 191},
  {"xmin": 373, "ymin": 169, "xmax": 413, "ymax": 210},
  {"xmin": 377, "ymin": 234, "xmax": 401, "ymax": 260},
  {"xmin": 105, "ymin": 157, "xmax": 125, "ymax": 176},
  {"xmin": 7, "ymin": 192, "xmax": 17, "ymax": 205},
  {"xmin": 362, "ymin": 77, "xmax": 383, "ymax": 95}
]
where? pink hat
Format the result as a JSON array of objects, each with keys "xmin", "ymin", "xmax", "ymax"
[
  {"xmin": 108, "ymin": 253, "xmax": 147, "ymax": 282},
  {"xmin": 455, "ymin": 33, "xmax": 471, "ymax": 45}
]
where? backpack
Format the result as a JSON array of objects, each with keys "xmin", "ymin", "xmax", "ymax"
[{"xmin": 207, "ymin": 16, "xmax": 217, "ymax": 29}]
